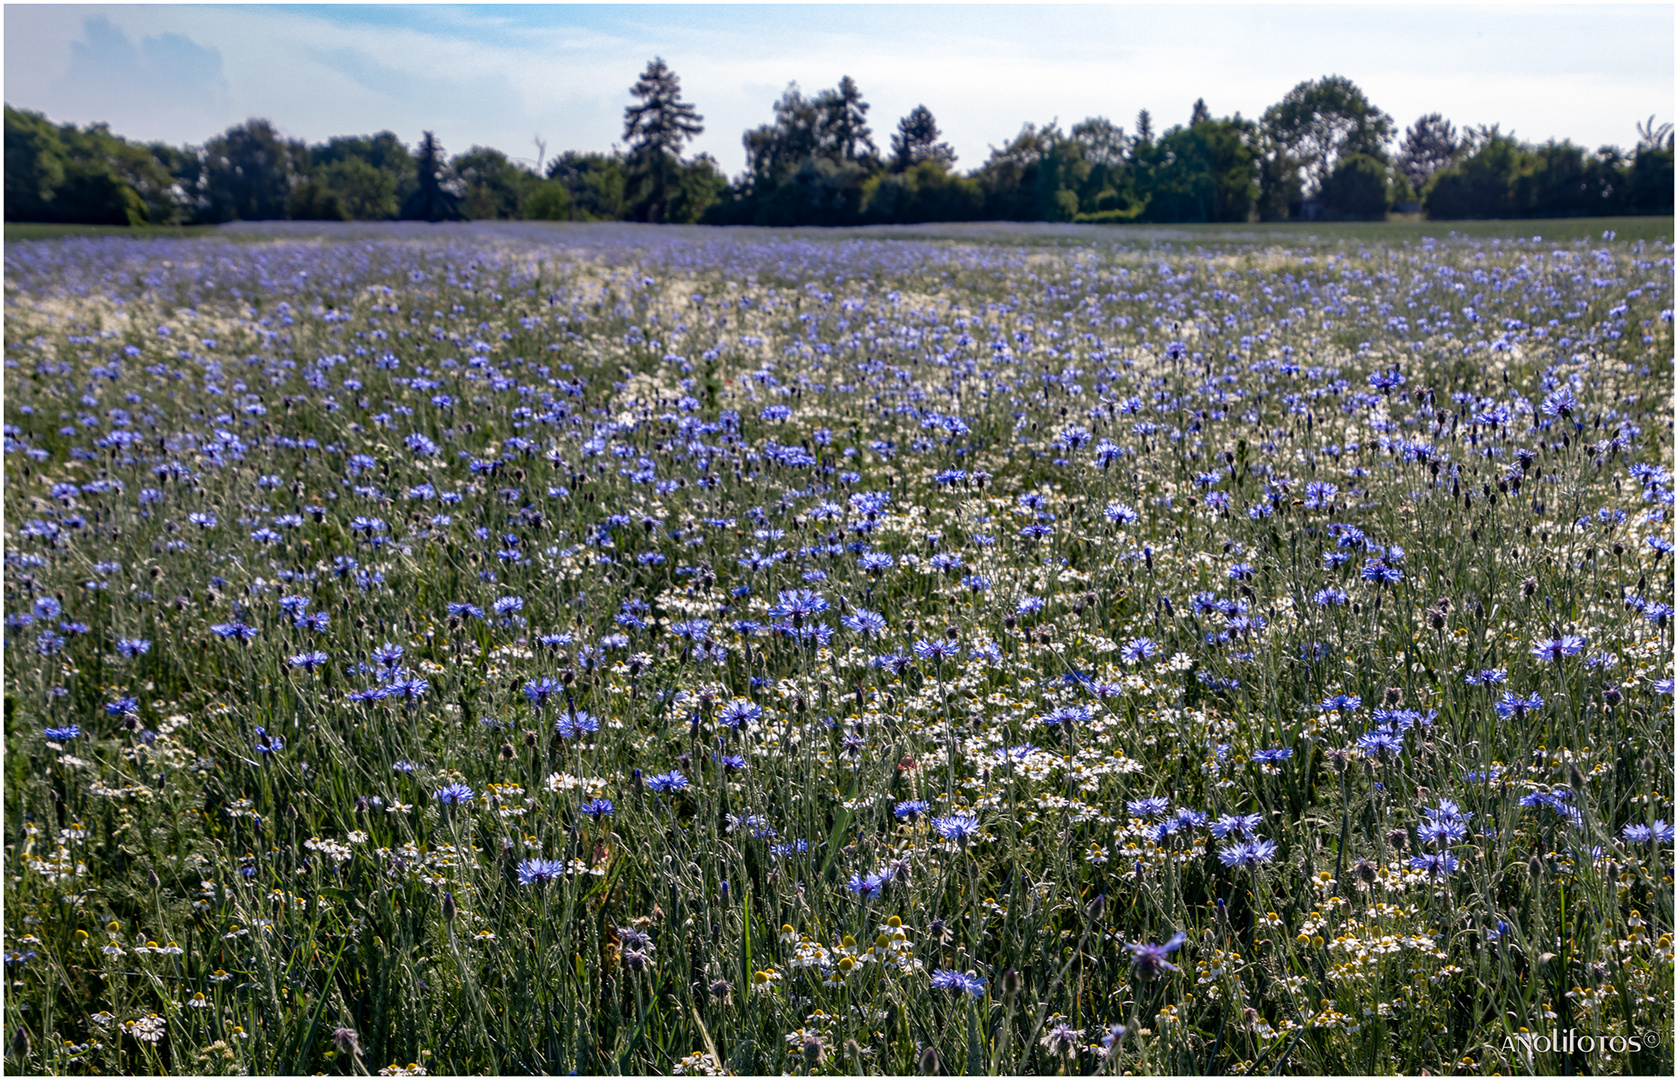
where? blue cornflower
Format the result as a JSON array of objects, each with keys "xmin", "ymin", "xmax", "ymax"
[
  {"xmin": 913, "ymin": 638, "xmax": 960, "ymax": 661},
  {"xmin": 1038, "ymin": 705, "xmax": 1091, "ymax": 727},
  {"xmin": 44, "ymin": 725, "xmax": 80, "ymax": 741},
  {"xmin": 716, "ymin": 753, "xmax": 748, "ymax": 772},
  {"xmin": 1530, "ymin": 634, "xmax": 1586, "ymax": 662},
  {"xmin": 555, "ymin": 711, "xmax": 600, "ymax": 739},
  {"xmin": 1494, "ymin": 691, "xmax": 1544, "ymax": 720},
  {"xmin": 1464, "ymin": 668, "xmax": 1508, "ymax": 686},
  {"xmin": 718, "ymin": 699, "xmax": 763, "ymax": 729},
  {"xmin": 1359, "ymin": 558, "xmax": 1403, "ymax": 585},
  {"xmin": 932, "ymin": 812, "xmax": 980, "ymax": 842},
  {"xmin": 1622, "ymin": 820, "xmax": 1674, "ymax": 843},
  {"xmin": 1357, "ymin": 729, "xmax": 1405, "ymax": 760},
  {"xmin": 1127, "ymin": 797, "xmax": 1170, "ymax": 819},
  {"xmin": 523, "ymin": 678, "xmax": 560, "ymax": 707},
  {"xmin": 447, "ymin": 602, "xmax": 484, "ymax": 620},
  {"xmin": 646, "ymin": 771, "xmax": 689, "ymax": 793},
  {"xmin": 1410, "ymin": 852, "xmax": 1458, "ymax": 879},
  {"xmin": 1017, "ymin": 596, "xmax": 1044, "ymax": 616},
  {"xmin": 847, "ymin": 871, "xmax": 889, "ymax": 899},
  {"xmin": 1210, "ymin": 813, "xmax": 1262, "ymax": 839},
  {"xmin": 517, "ymin": 858, "xmax": 566, "ymax": 885},
  {"xmin": 930, "ymin": 969, "xmax": 987, "ymax": 998},
  {"xmin": 962, "ymin": 574, "xmax": 993, "ymax": 592},
  {"xmin": 1417, "ymin": 819, "xmax": 1467, "ymax": 846},
  {"xmin": 1121, "ymin": 637, "xmax": 1159, "ymax": 664},
  {"xmin": 289, "ymin": 650, "xmax": 328, "ymax": 672},
  {"xmin": 211, "ymin": 621, "xmax": 258, "ymax": 641},
  {"xmin": 493, "ymin": 596, "xmax": 524, "ymax": 618},
  {"xmin": 894, "ymin": 799, "xmax": 930, "ymax": 820},
  {"xmin": 1252, "ymin": 748, "xmax": 1293, "ymax": 764},
  {"xmin": 116, "ymin": 638, "xmax": 151, "ymax": 658},
  {"xmin": 841, "ymin": 609, "xmax": 888, "ymax": 637},
  {"xmin": 1314, "ymin": 587, "xmax": 1349, "ymax": 606},
  {"xmin": 1105, "ymin": 502, "xmax": 1139, "ymax": 524},
  {"xmin": 768, "ymin": 588, "xmax": 829, "ymax": 622},
  {"xmin": 1320, "ymin": 693, "xmax": 1361, "ymax": 712},
  {"xmin": 857, "ymin": 551, "xmax": 894, "ymax": 574},
  {"xmin": 434, "ymin": 782, "xmax": 474, "ymax": 806},
  {"xmin": 1217, "ymin": 838, "xmax": 1278, "ymax": 869},
  {"xmin": 1126, "ymin": 933, "xmax": 1188, "ymax": 980},
  {"xmin": 254, "ymin": 727, "xmax": 285, "ymax": 754}
]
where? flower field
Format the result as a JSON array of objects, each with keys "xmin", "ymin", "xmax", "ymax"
[{"xmin": 3, "ymin": 220, "xmax": 1673, "ymax": 1075}]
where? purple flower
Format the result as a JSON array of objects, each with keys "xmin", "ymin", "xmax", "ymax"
[
  {"xmin": 913, "ymin": 638, "xmax": 960, "ymax": 661},
  {"xmin": 1530, "ymin": 634, "xmax": 1586, "ymax": 662},
  {"xmin": 841, "ymin": 609, "xmax": 887, "ymax": 636},
  {"xmin": 1126, "ymin": 932, "xmax": 1187, "ymax": 980},
  {"xmin": 434, "ymin": 782, "xmax": 474, "ymax": 806},
  {"xmin": 1121, "ymin": 637, "xmax": 1158, "ymax": 664},
  {"xmin": 930, "ymin": 969, "xmax": 986, "ymax": 998},
  {"xmin": 932, "ymin": 812, "xmax": 980, "ymax": 842},
  {"xmin": 646, "ymin": 771, "xmax": 688, "ymax": 794},
  {"xmin": 581, "ymin": 798, "xmax": 615, "ymax": 819},
  {"xmin": 847, "ymin": 871, "xmax": 889, "ymax": 899},
  {"xmin": 1127, "ymin": 797, "xmax": 1170, "ymax": 819},
  {"xmin": 517, "ymin": 858, "xmax": 566, "ymax": 885},
  {"xmin": 1217, "ymin": 838, "xmax": 1277, "ymax": 869},
  {"xmin": 1410, "ymin": 852, "xmax": 1458, "ymax": 879}
]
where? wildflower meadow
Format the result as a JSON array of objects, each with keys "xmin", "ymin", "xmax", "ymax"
[{"xmin": 3, "ymin": 219, "xmax": 1673, "ymax": 1075}]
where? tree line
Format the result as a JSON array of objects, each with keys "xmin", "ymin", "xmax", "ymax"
[{"xmin": 6, "ymin": 63, "xmax": 1672, "ymax": 227}]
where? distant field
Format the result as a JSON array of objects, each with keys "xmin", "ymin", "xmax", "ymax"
[
  {"xmin": 6, "ymin": 214, "xmax": 1673, "ymax": 247},
  {"xmin": 3, "ymin": 221, "xmax": 1671, "ymax": 1077}
]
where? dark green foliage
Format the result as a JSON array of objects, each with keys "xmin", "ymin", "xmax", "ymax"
[
  {"xmin": 4, "ymin": 106, "xmax": 182, "ymax": 225},
  {"xmin": 545, "ymin": 152, "xmax": 628, "ymax": 221},
  {"xmin": 311, "ymin": 133, "xmax": 415, "ymax": 221},
  {"xmin": 1320, "ymin": 152, "xmax": 1393, "ymax": 220},
  {"xmin": 1422, "ymin": 129, "xmax": 1672, "ymax": 220},
  {"xmin": 201, "ymin": 119, "xmax": 307, "ymax": 223},
  {"xmin": 1262, "ymin": 75, "xmax": 1395, "ymax": 196},
  {"xmin": 1135, "ymin": 118, "xmax": 1259, "ymax": 224},
  {"xmin": 860, "ymin": 160, "xmax": 983, "ymax": 223},
  {"xmin": 453, "ymin": 146, "xmax": 535, "ymax": 220},
  {"xmin": 285, "ymin": 179, "xmax": 348, "ymax": 222}
]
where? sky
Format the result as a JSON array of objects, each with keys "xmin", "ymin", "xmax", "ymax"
[{"xmin": 3, "ymin": 3, "xmax": 1672, "ymax": 179}]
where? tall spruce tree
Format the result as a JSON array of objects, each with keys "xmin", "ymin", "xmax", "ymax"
[
  {"xmin": 623, "ymin": 57, "xmax": 704, "ymax": 222},
  {"xmin": 399, "ymin": 132, "xmax": 465, "ymax": 221}
]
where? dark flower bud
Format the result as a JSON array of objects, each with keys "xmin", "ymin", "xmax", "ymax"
[
  {"xmin": 918, "ymin": 1045, "xmax": 941, "ymax": 1075},
  {"xmin": 499, "ymin": 743, "xmax": 515, "ymax": 761},
  {"xmin": 1384, "ymin": 687, "xmax": 1402, "ymax": 706},
  {"xmin": 1000, "ymin": 967, "xmax": 1022, "ymax": 1000},
  {"xmin": 441, "ymin": 891, "xmax": 457, "ymax": 922},
  {"xmin": 1528, "ymin": 854, "xmax": 1545, "ymax": 879},
  {"xmin": 1603, "ymin": 686, "xmax": 1622, "ymax": 708},
  {"xmin": 1386, "ymin": 828, "xmax": 1409, "ymax": 851},
  {"xmin": 1354, "ymin": 858, "xmax": 1378, "ymax": 885}
]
